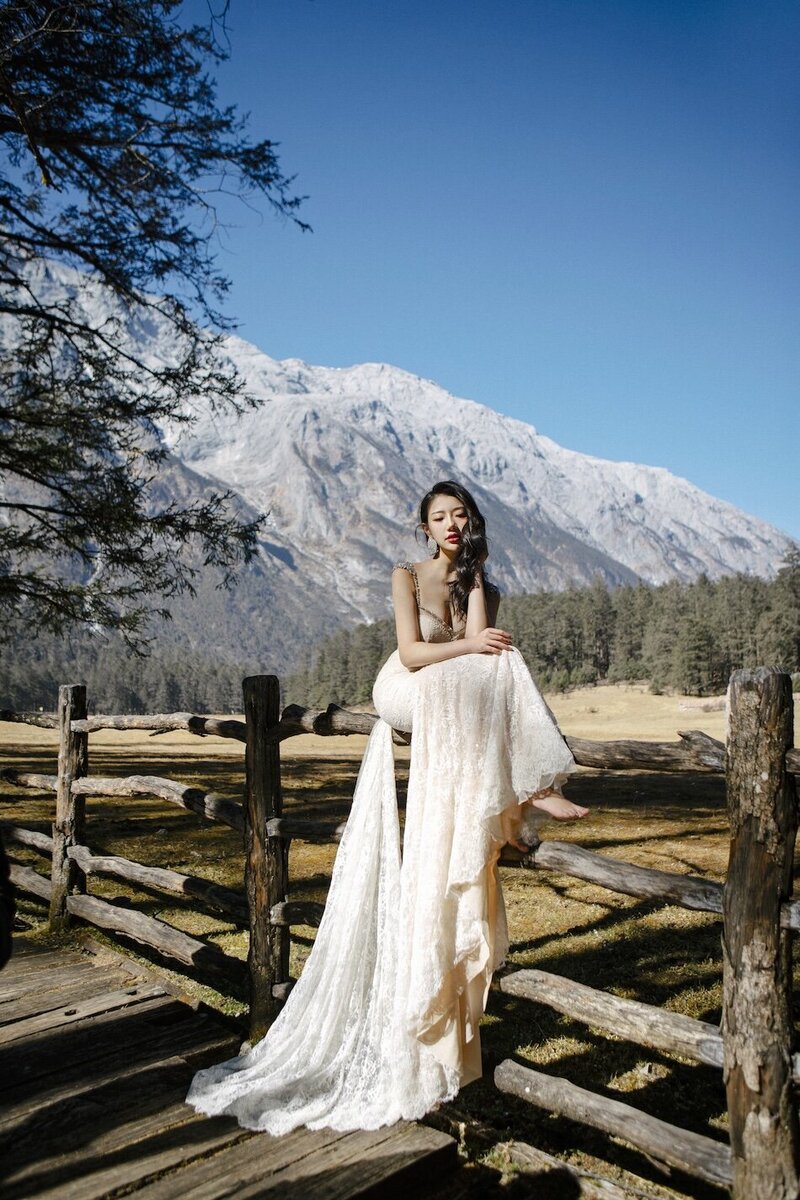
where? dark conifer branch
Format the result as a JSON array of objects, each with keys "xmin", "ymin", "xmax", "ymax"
[{"xmin": 0, "ymin": 0, "xmax": 309, "ymax": 646}]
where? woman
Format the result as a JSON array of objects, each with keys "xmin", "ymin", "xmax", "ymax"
[{"xmin": 187, "ymin": 480, "xmax": 588, "ymax": 1134}]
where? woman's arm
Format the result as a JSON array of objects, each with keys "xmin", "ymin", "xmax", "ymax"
[
  {"xmin": 392, "ymin": 568, "xmax": 511, "ymax": 670},
  {"xmin": 465, "ymin": 571, "xmax": 501, "ymax": 638}
]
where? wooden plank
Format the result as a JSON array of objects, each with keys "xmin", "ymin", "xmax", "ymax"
[
  {"xmin": 723, "ymin": 667, "xmax": 800, "ymax": 1200},
  {"xmin": 0, "ymin": 982, "xmax": 166, "ymax": 1045},
  {"xmin": 500, "ymin": 968, "xmax": 724, "ymax": 1068},
  {"xmin": 0, "ymin": 994, "xmax": 189, "ymax": 1092},
  {"xmin": 3, "ymin": 1102, "xmax": 251, "ymax": 1200},
  {"xmin": 0, "ymin": 966, "xmax": 146, "ymax": 1022},
  {"xmin": 0, "ymin": 1058, "xmax": 197, "ymax": 1170},
  {"xmin": 0, "ymin": 943, "xmax": 69, "ymax": 968},
  {"xmin": 237, "ymin": 1120, "xmax": 457, "ymax": 1199},
  {"xmin": 0, "ymin": 957, "xmax": 101, "ymax": 1001},
  {"xmin": 0, "ymin": 1036, "xmax": 239, "ymax": 1134},
  {"xmin": 495, "ymin": 1058, "xmax": 732, "ymax": 1187},
  {"xmin": 130, "ymin": 1119, "xmax": 457, "ymax": 1200},
  {"xmin": 125, "ymin": 1127, "xmax": 352, "ymax": 1200},
  {"xmin": 1, "ymin": 1023, "xmax": 237, "ymax": 1121}
]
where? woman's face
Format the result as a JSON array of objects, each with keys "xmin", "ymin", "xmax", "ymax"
[{"xmin": 423, "ymin": 493, "xmax": 469, "ymax": 554}]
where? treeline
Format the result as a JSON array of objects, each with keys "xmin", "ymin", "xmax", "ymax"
[
  {"xmin": 286, "ymin": 551, "xmax": 800, "ymax": 705},
  {"xmin": 3, "ymin": 553, "xmax": 797, "ymax": 715},
  {"xmin": 0, "ymin": 632, "xmax": 249, "ymax": 715}
]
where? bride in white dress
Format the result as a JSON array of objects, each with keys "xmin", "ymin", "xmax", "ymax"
[{"xmin": 186, "ymin": 480, "xmax": 588, "ymax": 1135}]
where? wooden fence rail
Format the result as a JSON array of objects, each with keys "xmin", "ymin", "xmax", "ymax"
[
  {"xmin": 3, "ymin": 677, "xmax": 281, "ymax": 1036},
  {"xmin": 3, "ymin": 668, "xmax": 799, "ymax": 1198},
  {"xmin": 492, "ymin": 667, "xmax": 799, "ymax": 1200}
]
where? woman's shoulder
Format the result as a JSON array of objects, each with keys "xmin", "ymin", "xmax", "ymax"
[{"xmin": 392, "ymin": 560, "xmax": 424, "ymax": 573}]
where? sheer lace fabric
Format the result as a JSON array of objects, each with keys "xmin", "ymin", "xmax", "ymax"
[{"xmin": 186, "ymin": 573, "xmax": 576, "ymax": 1135}]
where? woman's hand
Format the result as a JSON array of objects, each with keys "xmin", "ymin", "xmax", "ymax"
[{"xmin": 469, "ymin": 627, "xmax": 513, "ymax": 655}]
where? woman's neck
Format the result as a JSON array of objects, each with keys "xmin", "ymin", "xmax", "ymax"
[{"xmin": 431, "ymin": 548, "xmax": 459, "ymax": 580}]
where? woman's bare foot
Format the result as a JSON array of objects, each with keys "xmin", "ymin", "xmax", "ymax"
[
  {"xmin": 505, "ymin": 790, "xmax": 589, "ymax": 853},
  {"xmin": 529, "ymin": 791, "xmax": 589, "ymax": 820}
]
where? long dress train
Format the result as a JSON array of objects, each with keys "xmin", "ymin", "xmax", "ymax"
[{"xmin": 186, "ymin": 564, "xmax": 576, "ymax": 1134}]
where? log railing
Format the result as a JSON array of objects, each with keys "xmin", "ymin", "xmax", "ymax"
[
  {"xmin": 3, "ymin": 679, "xmax": 277, "ymax": 1033},
  {"xmin": 494, "ymin": 667, "xmax": 799, "ymax": 1200},
  {"xmin": 3, "ymin": 669, "xmax": 799, "ymax": 1197}
]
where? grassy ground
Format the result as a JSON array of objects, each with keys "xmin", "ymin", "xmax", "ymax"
[{"xmin": 2, "ymin": 684, "xmax": 798, "ymax": 1199}]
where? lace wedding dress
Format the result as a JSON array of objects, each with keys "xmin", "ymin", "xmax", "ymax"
[{"xmin": 186, "ymin": 561, "xmax": 576, "ymax": 1134}]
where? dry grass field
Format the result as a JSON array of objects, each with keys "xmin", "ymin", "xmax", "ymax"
[{"xmin": 2, "ymin": 682, "xmax": 799, "ymax": 1199}]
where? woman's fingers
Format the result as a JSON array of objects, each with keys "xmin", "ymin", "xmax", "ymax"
[{"xmin": 474, "ymin": 627, "xmax": 514, "ymax": 654}]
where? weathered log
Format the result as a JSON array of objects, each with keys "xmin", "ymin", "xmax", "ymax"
[
  {"xmin": 273, "ymin": 702, "xmax": 377, "ymax": 741},
  {"xmin": 0, "ymin": 709, "xmax": 58, "ymax": 729},
  {"xmin": 70, "ymin": 774, "xmax": 244, "ymax": 833},
  {"xmin": 50, "ymin": 684, "xmax": 88, "ymax": 931},
  {"xmin": 676, "ymin": 728, "xmax": 727, "ymax": 769},
  {"xmin": 1, "ymin": 768, "xmax": 58, "ymax": 792},
  {"xmin": 501, "ymin": 968, "xmax": 724, "ymax": 1068},
  {"xmin": 269, "ymin": 900, "xmax": 325, "ymax": 928},
  {"xmin": 265, "ymin": 816, "xmax": 347, "ymax": 843},
  {"xmin": 66, "ymin": 845, "xmax": 249, "ymax": 923},
  {"xmin": 508, "ymin": 838, "xmax": 800, "ymax": 931},
  {"xmin": 723, "ymin": 667, "xmax": 799, "ymax": 1199},
  {"xmin": 70, "ymin": 712, "xmax": 247, "ymax": 741},
  {"xmin": 494, "ymin": 1058, "xmax": 732, "ymax": 1187},
  {"xmin": 0, "ymin": 823, "xmax": 53, "ymax": 855},
  {"xmin": 529, "ymin": 839, "xmax": 725, "ymax": 913},
  {"xmin": 244, "ymin": 675, "xmax": 288, "ymax": 1042},
  {"xmin": 64, "ymin": 893, "xmax": 247, "ymax": 993},
  {"xmin": 9, "ymin": 862, "xmax": 52, "ymax": 901},
  {"xmin": 273, "ymin": 707, "xmax": 798, "ymax": 773},
  {"xmin": 564, "ymin": 731, "xmax": 723, "ymax": 773},
  {"xmin": 503, "ymin": 1141, "xmax": 635, "ymax": 1200},
  {"xmin": 500, "ymin": 968, "xmax": 800, "ymax": 1088}
]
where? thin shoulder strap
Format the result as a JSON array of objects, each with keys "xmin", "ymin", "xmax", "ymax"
[{"xmin": 394, "ymin": 561, "xmax": 421, "ymax": 607}]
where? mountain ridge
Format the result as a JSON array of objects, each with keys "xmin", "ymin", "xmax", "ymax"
[{"xmin": 3, "ymin": 260, "xmax": 793, "ymax": 672}]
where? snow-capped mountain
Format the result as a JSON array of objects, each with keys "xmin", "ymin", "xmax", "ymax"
[{"xmin": 3, "ymin": 260, "xmax": 794, "ymax": 671}]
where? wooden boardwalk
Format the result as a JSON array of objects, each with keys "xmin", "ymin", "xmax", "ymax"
[{"xmin": 0, "ymin": 939, "xmax": 461, "ymax": 1199}]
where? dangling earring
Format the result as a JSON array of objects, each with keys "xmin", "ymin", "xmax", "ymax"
[{"xmin": 427, "ymin": 535, "xmax": 438, "ymax": 557}]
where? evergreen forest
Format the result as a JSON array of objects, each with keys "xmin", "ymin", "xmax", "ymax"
[
  {"xmin": 287, "ymin": 552, "xmax": 800, "ymax": 707},
  {"xmin": 0, "ymin": 634, "xmax": 249, "ymax": 716},
  {"xmin": 2, "ymin": 552, "xmax": 797, "ymax": 715}
]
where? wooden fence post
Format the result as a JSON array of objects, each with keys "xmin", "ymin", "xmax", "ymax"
[
  {"xmin": 243, "ymin": 675, "xmax": 288, "ymax": 1044},
  {"xmin": 723, "ymin": 666, "xmax": 799, "ymax": 1199},
  {"xmin": 49, "ymin": 684, "xmax": 88, "ymax": 931}
]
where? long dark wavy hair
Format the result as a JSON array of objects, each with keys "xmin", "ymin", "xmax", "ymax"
[{"xmin": 417, "ymin": 480, "xmax": 500, "ymax": 619}]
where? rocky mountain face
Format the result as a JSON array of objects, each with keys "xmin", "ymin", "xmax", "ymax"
[{"xmin": 4, "ymin": 261, "xmax": 793, "ymax": 674}]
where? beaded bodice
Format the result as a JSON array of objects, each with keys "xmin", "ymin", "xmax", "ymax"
[{"xmin": 394, "ymin": 561, "xmax": 466, "ymax": 643}]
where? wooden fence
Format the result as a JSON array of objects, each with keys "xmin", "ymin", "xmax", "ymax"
[
  {"xmin": 495, "ymin": 667, "xmax": 799, "ymax": 1200},
  {"xmin": 3, "ymin": 667, "xmax": 799, "ymax": 1198}
]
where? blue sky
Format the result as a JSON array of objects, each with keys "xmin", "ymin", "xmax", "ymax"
[{"xmin": 185, "ymin": 0, "xmax": 798, "ymax": 541}]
